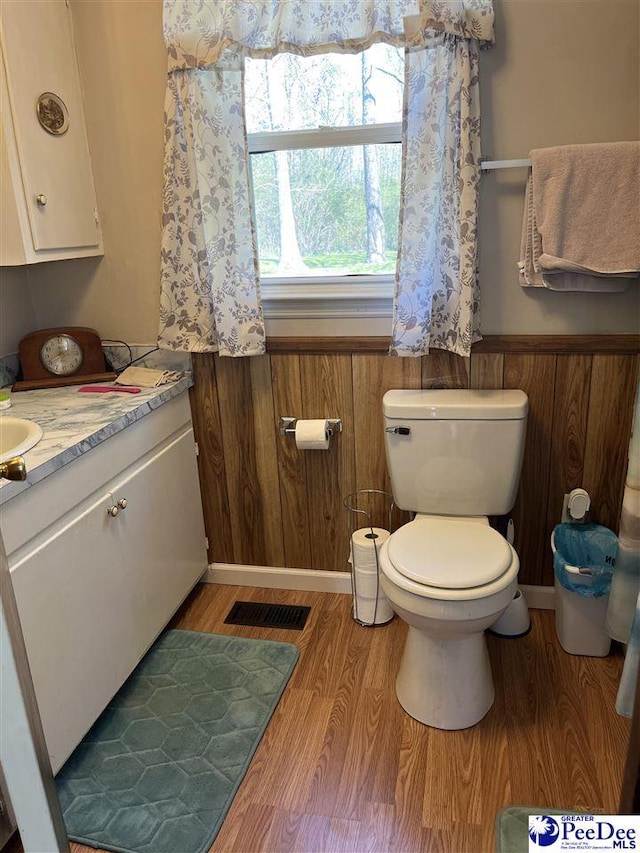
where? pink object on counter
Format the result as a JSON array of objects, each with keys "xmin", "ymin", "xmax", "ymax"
[{"xmin": 78, "ymin": 386, "xmax": 142, "ymax": 394}]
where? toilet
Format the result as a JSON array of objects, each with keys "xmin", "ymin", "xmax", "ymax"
[{"xmin": 379, "ymin": 388, "xmax": 528, "ymax": 730}]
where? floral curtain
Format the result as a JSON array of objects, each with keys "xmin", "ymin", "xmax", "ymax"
[
  {"xmin": 391, "ymin": 34, "xmax": 482, "ymax": 356},
  {"xmin": 159, "ymin": 0, "xmax": 494, "ymax": 357},
  {"xmin": 160, "ymin": 48, "xmax": 265, "ymax": 355}
]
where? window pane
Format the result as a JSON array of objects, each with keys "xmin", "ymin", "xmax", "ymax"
[
  {"xmin": 245, "ymin": 45, "xmax": 403, "ymax": 134},
  {"xmin": 251, "ymin": 143, "xmax": 401, "ymax": 277}
]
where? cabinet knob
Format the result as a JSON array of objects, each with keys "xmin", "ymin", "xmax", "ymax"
[
  {"xmin": 117, "ymin": 498, "xmax": 128, "ymax": 510},
  {"xmin": 107, "ymin": 505, "xmax": 119, "ymax": 518},
  {"xmin": 35, "ymin": 194, "xmax": 48, "ymax": 206}
]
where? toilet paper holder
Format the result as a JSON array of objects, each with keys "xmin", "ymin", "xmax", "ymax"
[
  {"xmin": 343, "ymin": 489, "xmax": 395, "ymax": 627},
  {"xmin": 279, "ymin": 417, "xmax": 342, "ymax": 437}
]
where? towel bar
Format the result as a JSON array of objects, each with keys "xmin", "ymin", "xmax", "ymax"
[{"xmin": 481, "ymin": 158, "xmax": 531, "ymax": 171}]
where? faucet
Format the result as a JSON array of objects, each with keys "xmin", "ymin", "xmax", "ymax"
[{"xmin": 0, "ymin": 457, "xmax": 26, "ymax": 481}]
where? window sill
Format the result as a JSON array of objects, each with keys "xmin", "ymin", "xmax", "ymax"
[{"xmin": 260, "ymin": 275, "xmax": 394, "ymax": 320}]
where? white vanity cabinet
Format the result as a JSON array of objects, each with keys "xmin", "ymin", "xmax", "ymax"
[
  {"xmin": 1, "ymin": 393, "xmax": 208, "ymax": 773},
  {"xmin": 0, "ymin": 0, "xmax": 103, "ymax": 265}
]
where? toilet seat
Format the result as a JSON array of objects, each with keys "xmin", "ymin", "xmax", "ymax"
[
  {"xmin": 388, "ymin": 517, "xmax": 512, "ymax": 589},
  {"xmin": 380, "ymin": 517, "xmax": 520, "ymax": 601}
]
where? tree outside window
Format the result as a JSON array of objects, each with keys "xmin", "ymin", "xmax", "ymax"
[{"xmin": 245, "ymin": 45, "xmax": 404, "ymax": 281}]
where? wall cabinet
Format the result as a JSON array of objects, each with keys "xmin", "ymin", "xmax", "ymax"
[
  {"xmin": 0, "ymin": 0, "xmax": 103, "ymax": 265},
  {"xmin": 2, "ymin": 394, "xmax": 208, "ymax": 773}
]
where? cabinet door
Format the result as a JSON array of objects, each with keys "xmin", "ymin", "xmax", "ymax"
[
  {"xmin": 106, "ymin": 426, "xmax": 208, "ymax": 658},
  {"xmin": 1, "ymin": 0, "xmax": 100, "ymax": 251},
  {"xmin": 9, "ymin": 424, "xmax": 207, "ymax": 773},
  {"xmin": 9, "ymin": 490, "xmax": 125, "ymax": 773}
]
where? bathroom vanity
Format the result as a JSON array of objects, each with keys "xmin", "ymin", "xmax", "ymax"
[{"xmin": 0, "ymin": 381, "xmax": 208, "ymax": 773}]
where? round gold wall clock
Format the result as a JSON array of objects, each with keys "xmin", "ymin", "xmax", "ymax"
[{"xmin": 36, "ymin": 92, "xmax": 69, "ymax": 136}]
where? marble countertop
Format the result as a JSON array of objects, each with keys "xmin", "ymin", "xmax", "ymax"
[{"xmin": 0, "ymin": 377, "xmax": 192, "ymax": 504}]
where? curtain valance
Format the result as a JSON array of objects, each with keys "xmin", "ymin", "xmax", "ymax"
[
  {"xmin": 164, "ymin": 0, "xmax": 494, "ymax": 72},
  {"xmin": 412, "ymin": 1, "xmax": 495, "ymax": 44}
]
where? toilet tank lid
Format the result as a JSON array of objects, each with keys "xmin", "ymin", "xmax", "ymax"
[{"xmin": 383, "ymin": 389, "xmax": 528, "ymax": 420}]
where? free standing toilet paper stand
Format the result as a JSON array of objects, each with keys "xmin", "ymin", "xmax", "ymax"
[{"xmin": 344, "ymin": 489, "xmax": 395, "ymax": 627}]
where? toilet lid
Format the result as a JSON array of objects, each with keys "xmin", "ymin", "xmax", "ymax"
[{"xmin": 387, "ymin": 518, "xmax": 512, "ymax": 589}]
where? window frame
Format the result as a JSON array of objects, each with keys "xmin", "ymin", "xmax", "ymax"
[{"xmin": 247, "ymin": 121, "xmax": 402, "ymax": 320}]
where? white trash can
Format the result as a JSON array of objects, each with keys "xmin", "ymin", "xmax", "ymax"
[{"xmin": 552, "ymin": 526, "xmax": 616, "ymax": 657}]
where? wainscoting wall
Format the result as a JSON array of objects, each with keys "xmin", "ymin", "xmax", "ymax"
[{"xmin": 190, "ymin": 336, "xmax": 639, "ymax": 587}]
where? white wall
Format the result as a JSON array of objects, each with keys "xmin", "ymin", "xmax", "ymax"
[
  {"xmin": 478, "ymin": 0, "xmax": 640, "ymax": 334},
  {"xmin": 25, "ymin": 0, "xmax": 166, "ymax": 345},
  {"xmin": 0, "ymin": 268, "xmax": 36, "ymax": 357},
  {"xmin": 2, "ymin": 0, "xmax": 639, "ymax": 350}
]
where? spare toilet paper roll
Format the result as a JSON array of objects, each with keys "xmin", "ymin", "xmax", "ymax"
[
  {"xmin": 295, "ymin": 419, "xmax": 330, "ymax": 450},
  {"xmin": 350, "ymin": 528, "xmax": 393, "ymax": 625}
]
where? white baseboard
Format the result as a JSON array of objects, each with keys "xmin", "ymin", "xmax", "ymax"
[
  {"xmin": 203, "ymin": 564, "xmax": 556, "ymax": 609},
  {"xmin": 519, "ymin": 583, "xmax": 555, "ymax": 610},
  {"xmin": 203, "ymin": 563, "xmax": 353, "ymax": 594}
]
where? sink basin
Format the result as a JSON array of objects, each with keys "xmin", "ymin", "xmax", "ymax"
[{"xmin": 0, "ymin": 417, "xmax": 43, "ymax": 463}]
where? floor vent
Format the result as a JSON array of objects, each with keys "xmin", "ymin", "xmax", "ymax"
[{"xmin": 224, "ymin": 601, "xmax": 310, "ymax": 631}]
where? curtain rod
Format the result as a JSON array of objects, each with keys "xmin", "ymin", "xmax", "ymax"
[{"xmin": 481, "ymin": 158, "xmax": 531, "ymax": 171}]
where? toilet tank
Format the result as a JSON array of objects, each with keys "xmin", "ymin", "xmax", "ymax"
[{"xmin": 383, "ymin": 389, "xmax": 528, "ymax": 516}]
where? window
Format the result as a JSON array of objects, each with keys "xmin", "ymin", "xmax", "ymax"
[{"xmin": 244, "ymin": 45, "xmax": 404, "ymax": 318}]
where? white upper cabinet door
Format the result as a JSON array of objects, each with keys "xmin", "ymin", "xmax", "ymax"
[{"xmin": 0, "ymin": 0, "xmax": 103, "ymax": 264}]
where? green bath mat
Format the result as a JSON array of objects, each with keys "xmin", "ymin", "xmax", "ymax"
[
  {"xmin": 495, "ymin": 807, "xmax": 585, "ymax": 852},
  {"xmin": 56, "ymin": 629, "xmax": 299, "ymax": 853}
]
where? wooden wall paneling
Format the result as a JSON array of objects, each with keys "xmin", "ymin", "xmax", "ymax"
[
  {"xmin": 462, "ymin": 352, "xmax": 506, "ymax": 537},
  {"xmin": 300, "ymin": 355, "xmax": 356, "ymax": 571},
  {"xmin": 267, "ymin": 337, "xmax": 390, "ymax": 354},
  {"xmin": 474, "ymin": 335, "xmax": 640, "ymax": 354},
  {"xmin": 214, "ymin": 355, "xmax": 268, "ymax": 566},
  {"xmin": 190, "ymin": 354, "xmax": 234, "ymax": 563},
  {"xmin": 504, "ymin": 354, "xmax": 557, "ymax": 586},
  {"xmin": 270, "ymin": 355, "xmax": 313, "ymax": 569},
  {"xmin": 543, "ymin": 355, "xmax": 593, "ymax": 584},
  {"xmin": 249, "ymin": 355, "xmax": 286, "ymax": 567},
  {"xmin": 470, "ymin": 353, "xmax": 504, "ymax": 390},
  {"xmin": 267, "ymin": 335, "xmax": 640, "ymax": 356},
  {"xmin": 421, "ymin": 351, "xmax": 470, "ymax": 389},
  {"xmin": 351, "ymin": 355, "xmax": 421, "ymax": 531},
  {"xmin": 190, "ymin": 339, "xmax": 639, "ymax": 584},
  {"xmin": 583, "ymin": 355, "xmax": 640, "ymax": 532}
]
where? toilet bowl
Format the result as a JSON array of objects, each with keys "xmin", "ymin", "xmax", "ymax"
[
  {"xmin": 381, "ymin": 388, "xmax": 528, "ymax": 730},
  {"xmin": 379, "ymin": 515, "xmax": 519, "ymax": 730}
]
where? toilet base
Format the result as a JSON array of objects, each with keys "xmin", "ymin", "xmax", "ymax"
[{"xmin": 395, "ymin": 625, "xmax": 495, "ymax": 730}]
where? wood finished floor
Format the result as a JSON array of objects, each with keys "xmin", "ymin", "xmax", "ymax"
[{"xmin": 61, "ymin": 583, "xmax": 629, "ymax": 852}]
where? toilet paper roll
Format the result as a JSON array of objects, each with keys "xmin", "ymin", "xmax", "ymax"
[
  {"xmin": 354, "ymin": 597, "xmax": 393, "ymax": 626},
  {"xmin": 350, "ymin": 528, "xmax": 393, "ymax": 625},
  {"xmin": 295, "ymin": 419, "xmax": 330, "ymax": 450},
  {"xmin": 353, "ymin": 572, "xmax": 380, "ymax": 599}
]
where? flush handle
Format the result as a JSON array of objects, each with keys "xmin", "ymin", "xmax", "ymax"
[{"xmin": 385, "ymin": 426, "xmax": 411, "ymax": 436}]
